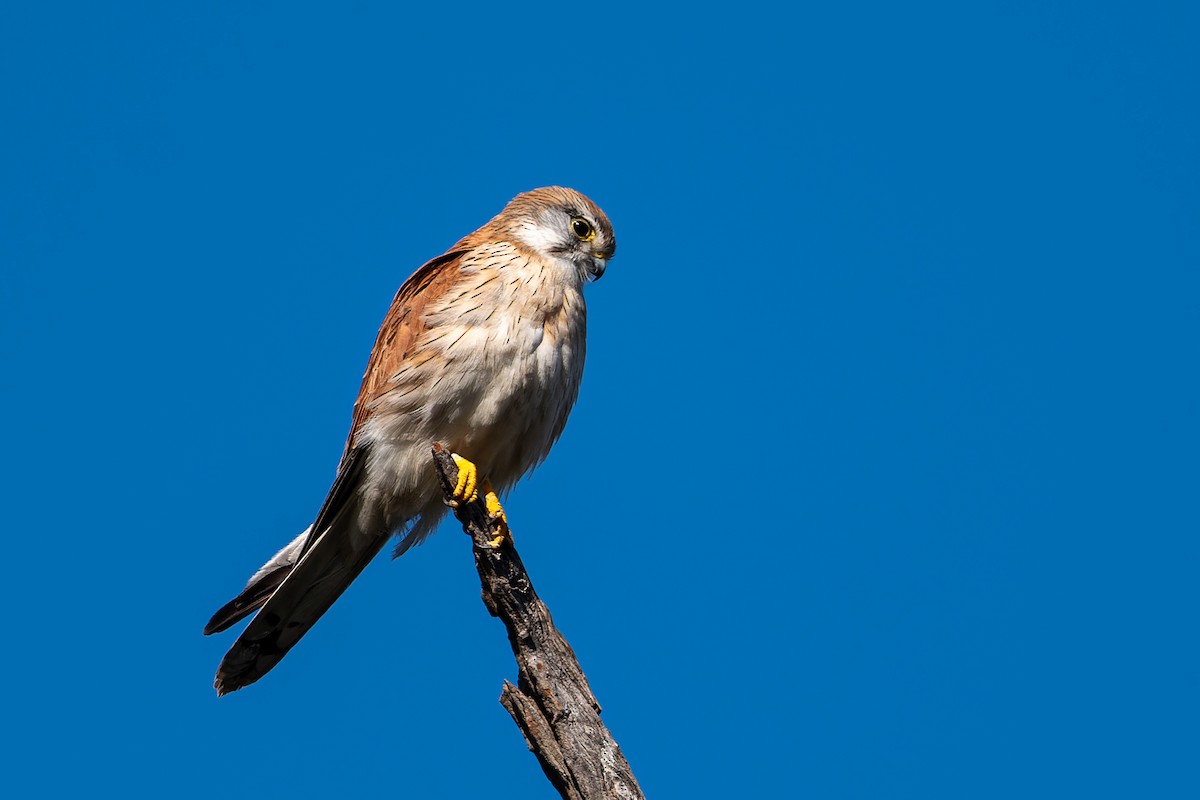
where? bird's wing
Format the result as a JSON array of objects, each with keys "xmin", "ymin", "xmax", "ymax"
[
  {"xmin": 209, "ymin": 248, "xmax": 473, "ymax": 694},
  {"xmin": 202, "ymin": 444, "xmax": 370, "ymax": 635},
  {"xmin": 338, "ymin": 247, "xmax": 471, "ymax": 470}
]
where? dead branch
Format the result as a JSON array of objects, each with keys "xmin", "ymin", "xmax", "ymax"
[{"xmin": 431, "ymin": 445, "xmax": 645, "ymax": 800}]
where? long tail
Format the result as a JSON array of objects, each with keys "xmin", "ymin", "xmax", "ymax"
[
  {"xmin": 208, "ymin": 521, "xmax": 388, "ymax": 695},
  {"xmin": 206, "ymin": 444, "xmax": 385, "ymax": 694}
]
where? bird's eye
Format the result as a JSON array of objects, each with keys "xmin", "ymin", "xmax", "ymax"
[{"xmin": 571, "ymin": 217, "xmax": 595, "ymax": 241}]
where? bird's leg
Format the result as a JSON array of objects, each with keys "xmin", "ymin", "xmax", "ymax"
[
  {"xmin": 482, "ymin": 479, "xmax": 511, "ymax": 549},
  {"xmin": 450, "ymin": 453, "xmax": 479, "ymax": 505},
  {"xmin": 449, "ymin": 454, "xmax": 511, "ymax": 548}
]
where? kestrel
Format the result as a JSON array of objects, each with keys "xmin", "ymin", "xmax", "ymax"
[{"xmin": 205, "ymin": 187, "xmax": 615, "ymax": 695}]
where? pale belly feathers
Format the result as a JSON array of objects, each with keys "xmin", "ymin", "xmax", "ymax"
[{"xmin": 357, "ymin": 247, "xmax": 587, "ymax": 544}]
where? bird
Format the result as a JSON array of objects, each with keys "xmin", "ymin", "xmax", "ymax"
[{"xmin": 204, "ymin": 186, "xmax": 615, "ymax": 695}]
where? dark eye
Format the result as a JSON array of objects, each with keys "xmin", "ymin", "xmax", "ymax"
[{"xmin": 571, "ymin": 217, "xmax": 594, "ymax": 240}]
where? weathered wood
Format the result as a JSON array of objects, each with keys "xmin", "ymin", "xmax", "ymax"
[{"xmin": 432, "ymin": 445, "xmax": 645, "ymax": 800}]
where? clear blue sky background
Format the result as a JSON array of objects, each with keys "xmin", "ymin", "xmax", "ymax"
[{"xmin": 1, "ymin": 2, "xmax": 1196, "ymax": 797}]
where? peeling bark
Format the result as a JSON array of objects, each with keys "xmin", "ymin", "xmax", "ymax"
[{"xmin": 432, "ymin": 446, "xmax": 644, "ymax": 800}]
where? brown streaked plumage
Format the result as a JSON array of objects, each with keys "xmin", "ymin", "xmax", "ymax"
[
  {"xmin": 205, "ymin": 187, "xmax": 615, "ymax": 695},
  {"xmin": 339, "ymin": 248, "xmax": 467, "ymax": 469}
]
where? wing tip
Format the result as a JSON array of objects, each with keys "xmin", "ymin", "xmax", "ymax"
[
  {"xmin": 203, "ymin": 615, "xmax": 229, "ymax": 637},
  {"xmin": 203, "ymin": 600, "xmax": 245, "ymax": 636}
]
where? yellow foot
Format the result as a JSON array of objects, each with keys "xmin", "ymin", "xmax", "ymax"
[
  {"xmin": 483, "ymin": 480, "xmax": 512, "ymax": 548},
  {"xmin": 450, "ymin": 453, "xmax": 479, "ymax": 506}
]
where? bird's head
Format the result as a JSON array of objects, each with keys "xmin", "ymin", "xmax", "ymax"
[{"xmin": 503, "ymin": 186, "xmax": 616, "ymax": 283}]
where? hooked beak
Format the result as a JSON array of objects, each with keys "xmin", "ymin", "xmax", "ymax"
[{"xmin": 588, "ymin": 257, "xmax": 607, "ymax": 281}]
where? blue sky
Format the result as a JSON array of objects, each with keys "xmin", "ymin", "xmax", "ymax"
[{"xmin": 1, "ymin": 2, "xmax": 1197, "ymax": 797}]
